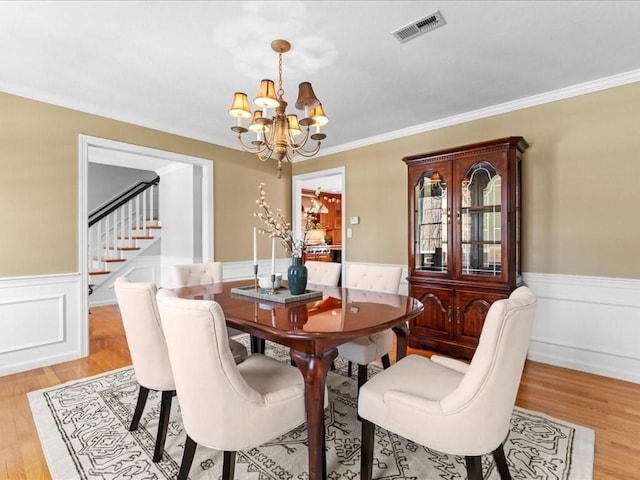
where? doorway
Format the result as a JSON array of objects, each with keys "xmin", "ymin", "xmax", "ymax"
[
  {"xmin": 292, "ymin": 167, "xmax": 345, "ymax": 279},
  {"xmin": 78, "ymin": 135, "xmax": 213, "ymax": 355}
]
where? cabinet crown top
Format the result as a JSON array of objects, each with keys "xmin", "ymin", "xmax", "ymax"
[{"xmin": 402, "ymin": 136, "xmax": 528, "ymax": 165}]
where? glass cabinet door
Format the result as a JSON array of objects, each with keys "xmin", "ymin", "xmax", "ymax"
[
  {"xmin": 459, "ymin": 161, "xmax": 502, "ymax": 276},
  {"xmin": 415, "ymin": 169, "xmax": 448, "ymax": 272}
]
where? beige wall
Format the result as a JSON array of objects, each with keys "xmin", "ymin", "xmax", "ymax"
[
  {"xmin": 0, "ymin": 92, "xmax": 289, "ymax": 277},
  {"xmin": 294, "ymin": 82, "xmax": 640, "ymax": 279},
  {"xmin": 2, "ymin": 83, "xmax": 639, "ymax": 280}
]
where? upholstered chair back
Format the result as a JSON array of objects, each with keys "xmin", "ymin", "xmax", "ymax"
[
  {"xmin": 346, "ymin": 289, "xmax": 402, "ymax": 307},
  {"xmin": 305, "ymin": 260, "xmax": 342, "ymax": 286},
  {"xmin": 442, "ymin": 286, "xmax": 536, "ymax": 451},
  {"xmin": 346, "ymin": 264, "xmax": 402, "ymax": 293},
  {"xmin": 113, "ymin": 277, "xmax": 175, "ymax": 391},
  {"xmin": 171, "ymin": 261, "xmax": 223, "ymax": 287},
  {"xmin": 156, "ymin": 289, "xmax": 306, "ymax": 451},
  {"xmin": 371, "ymin": 286, "xmax": 536, "ymax": 455}
]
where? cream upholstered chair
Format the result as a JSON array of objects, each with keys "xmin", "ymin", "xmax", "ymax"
[
  {"xmin": 305, "ymin": 260, "xmax": 342, "ymax": 287},
  {"xmin": 113, "ymin": 277, "xmax": 176, "ymax": 462},
  {"xmin": 171, "ymin": 261, "xmax": 253, "ymax": 349},
  {"xmin": 338, "ymin": 264, "xmax": 402, "ymax": 392},
  {"xmin": 115, "ymin": 277, "xmax": 248, "ymax": 463},
  {"xmin": 156, "ymin": 289, "xmax": 320, "ymax": 480},
  {"xmin": 359, "ymin": 286, "xmax": 537, "ymax": 480},
  {"xmin": 171, "ymin": 261, "xmax": 223, "ymax": 287}
]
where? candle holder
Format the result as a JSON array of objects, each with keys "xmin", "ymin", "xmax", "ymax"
[
  {"xmin": 269, "ymin": 273, "xmax": 277, "ymax": 295},
  {"xmin": 253, "ymin": 264, "xmax": 259, "ymax": 291}
]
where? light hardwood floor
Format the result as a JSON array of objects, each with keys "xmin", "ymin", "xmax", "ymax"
[{"xmin": 1, "ymin": 304, "xmax": 639, "ymax": 479}]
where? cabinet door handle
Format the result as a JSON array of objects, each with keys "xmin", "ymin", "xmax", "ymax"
[
  {"xmin": 447, "ymin": 209, "xmax": 452, "ymax": 224},
  {"xmin": 447, "ymin": 306, "xmax": 453, "ymax": 322},
  {"xmin": 456, "ymin": 307, "xmax": 461, "ymax": 324},
  {"xmin": 456, "ymin": 210, "xmax": 461, "ymax": 223}
]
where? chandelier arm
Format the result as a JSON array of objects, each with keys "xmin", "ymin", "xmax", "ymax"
[
  {"xmin": 236, "ymin": 133, "xmax": 274, "ymax": 162},
  {"xmin": 290, "ymin": 142, "xmax": 322, "ymax": 158},
  {"xmin": 285, "ymin": 128, "xmax": 311, "ymax": 151}
]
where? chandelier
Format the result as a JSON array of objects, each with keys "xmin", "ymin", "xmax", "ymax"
[{"xmin": 228, "ymin": 39, "xmax": 328, "ymax": 178}]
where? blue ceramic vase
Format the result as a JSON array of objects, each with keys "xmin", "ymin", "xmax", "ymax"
[{"xmin": 287, "ymin": 256, "xmax": 308, "ymax": 295}]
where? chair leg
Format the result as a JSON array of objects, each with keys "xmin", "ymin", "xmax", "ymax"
[
  {"xmin": 357, "ymin": 364, "xmax": 368, "ymax": 393},
  {"xmin": 492, "ymin": 443, "xmax": 512, "ymax": 479},
  {"xmin": 152, "ymin": 390, "xmax": 174, "ymax": 462},
  {"xmin": 347, "ymin": 360, "xmax": 353, "ymax": 377},
  {"xmin": 381, "ymin": 353, "xmax": 391, "ymax": 369},
  {"xmin": 250, "ymin": 335, "xmax": 265, "ymax": 354},
  {"xmin": 129, "ymin": 385, "xmax": 150, "ymax": 431},
  {"xmin": 178, "ymin": 435, "xmax": 197, "ymax": 480},
  {"xmin": 360, "ymin": 418, "xmax": 375, "ymax": 480},
  {"xmin": 465, "ymin": 455, "xmax": 484, "ymax": 480},
  {"xmin": 222, "ymin": 451, "xmax": 236, "ymax": 480}
]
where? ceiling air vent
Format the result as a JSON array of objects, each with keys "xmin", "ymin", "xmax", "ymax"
[{"xmin": 392, "ymin": 10, "xmax": 446, "ymax": 43}]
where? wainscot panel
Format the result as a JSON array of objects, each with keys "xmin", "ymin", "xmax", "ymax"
[{"xmin": 0, "ymin": 273, "xmax": 85, "ymax": 376}]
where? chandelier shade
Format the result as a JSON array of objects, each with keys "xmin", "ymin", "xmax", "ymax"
[
  {"xmin": 295, "ymin": 81, "xmax": 320, "ymax": 112},
  {"xmin": 228, "ymin": 92, "xmax": 252, "ymax": 119},
  {"xmin": 311, "ymin": 103, "xmax": 329, "ymax": 127},
  {"xmin": 254, "ymin": 79, "xmax": 279, "ymax": 109},
  {"xmin": 228, "ymin": 39, "xmax": 329, "ymax": 178}
]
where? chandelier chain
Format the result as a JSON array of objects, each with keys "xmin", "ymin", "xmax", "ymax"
[{"xmin": 277, "ymin": 53, "xmax": 284, "ymax": 99}]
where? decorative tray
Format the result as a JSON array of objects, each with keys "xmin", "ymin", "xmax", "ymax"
[{"xmin": 231, "ymin": 285, "xmax": 323, "ymax": 304}]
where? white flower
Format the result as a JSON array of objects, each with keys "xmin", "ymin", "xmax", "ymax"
[{"xmin": 254, "ymin": 183, "xmax": 308, "ymax": 257}]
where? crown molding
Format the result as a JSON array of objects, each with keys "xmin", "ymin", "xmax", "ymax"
[{"xmin": 315, "ymin": 68, "xmax": 640, "ymax": 159}]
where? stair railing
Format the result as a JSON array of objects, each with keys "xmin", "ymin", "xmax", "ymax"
[{"xmin": 88, "ymin": 176, "xmax": 160, "ymax": 273}]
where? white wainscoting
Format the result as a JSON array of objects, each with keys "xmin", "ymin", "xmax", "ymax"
[
  {"xmin": 2, "ymin": 267, "xmax": 639, "ymax": 383},
  {"xmin": 221, "ymin": 259, "xmax": 298, "ymax": 284},
  {"xmin": 523, "ymin": 272, "xmax": 640, "ymax": 384},
  {"xmin": 89, "ymin": 256, "xmax": 162, "ymax": 307},
  {"xmin": 0, "ymin": 273, "xmax": 85, "ymax": 377}
]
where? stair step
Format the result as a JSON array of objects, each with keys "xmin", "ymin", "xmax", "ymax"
[
  {"xmin": 88, "ymin": 270, "xmax": 111, "ymax": 276},
  {"xmin": 102, "ymin": 258, "xmax": 127, "ymax": 263},
  {"xmin": 109, "ymin": 247, "xmax": 141, "ymax": 251},
  {"xmin": 119, "ymin": 236, "xmax": 155, "ymax": 240}
]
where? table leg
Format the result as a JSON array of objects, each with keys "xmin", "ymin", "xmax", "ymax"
[
  {"xmin": 392, "ymin": 321, "xmax": 409, "ymax": 361},
  {"xmin": 290, "ymin": 347, "xmax": 338, "ymax": 480}
]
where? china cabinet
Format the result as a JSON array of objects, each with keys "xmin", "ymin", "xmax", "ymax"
[{"xmin": 403, "ymin": 137, "xmax": 528, "ymax": 359}]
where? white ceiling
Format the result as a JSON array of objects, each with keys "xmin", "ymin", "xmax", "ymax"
[{"xmin": 1, "ymin": 1, "xmax": 639, "ymax": 159}]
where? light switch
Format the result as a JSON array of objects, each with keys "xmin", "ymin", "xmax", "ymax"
[
  {"xmin": 347, "ymin": 228, "xmax": 353, "ymax": 238},
  {"xmin": 350, "ymin": 216, "xmax": 360, "ymax": 225}
]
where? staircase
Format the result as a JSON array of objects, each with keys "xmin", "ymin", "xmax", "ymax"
[{"xmin": 88, "ymin": 177, "xmax": 160, "ymax": 293}]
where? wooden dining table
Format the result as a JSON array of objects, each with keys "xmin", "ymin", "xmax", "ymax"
[{"xmin": 173, "ymin": 279, "xmax": 424, "ymax": 480}]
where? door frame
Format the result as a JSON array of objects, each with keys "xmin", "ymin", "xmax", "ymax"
[
  {"xmin": 78, "ymin": 135, "xmax": 213, "ymax": 355},
  {"xmin": 292, "ymin": 166, "xmax": 346, "ymax": 277}
]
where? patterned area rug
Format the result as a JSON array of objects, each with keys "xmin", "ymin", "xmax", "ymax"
[{"xmin": 28, "ymin": 336, "xmax": 594, "ymax": 479}]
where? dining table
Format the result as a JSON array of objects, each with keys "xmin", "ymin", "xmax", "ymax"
[{"xmin": 173, "ymin": 279, "xmax": 424, "ymax": 480}]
